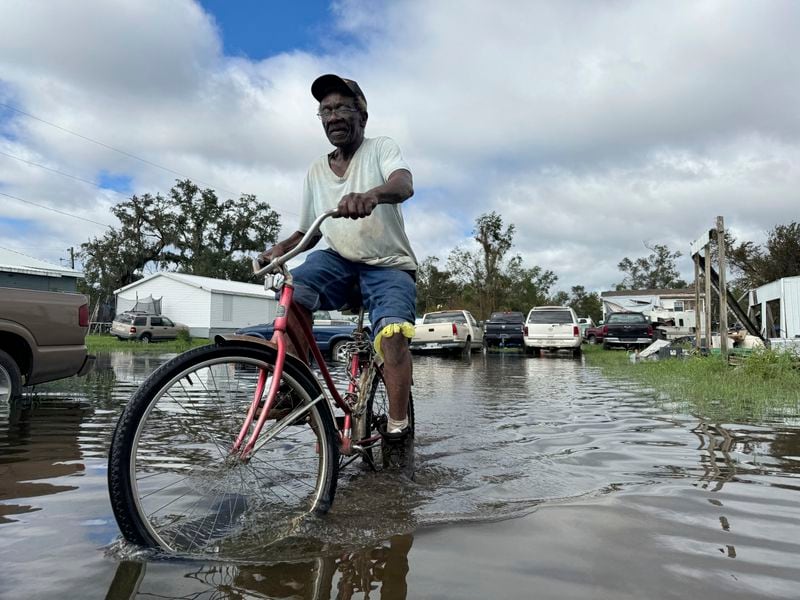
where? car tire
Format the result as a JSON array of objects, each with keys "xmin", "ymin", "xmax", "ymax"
[
  {"xmin": 140, "ymin": 333, "xmax": 152, "ymax": 344},
  {"xmin": 526, "ymin": 346, "xmax": 540, "ymax": 357},
  {"xmin": 602, "ymin": 341, "xmax": 610, "ymax": 350},
  {"xmin": 572, "ymin": 347, "xmax": 582, "ymax": 358},
  {"xmin": 0, "ymin": 349, "xmax": 23, "ymax": 402},
  {"xmin": 330, "ymin": 340, "xmax": 349, "ymax": 363},
  {"xmin": 587, "ymin": 335, "xmax": 597, "ymax": 345}
]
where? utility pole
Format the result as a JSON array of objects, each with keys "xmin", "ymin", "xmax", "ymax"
[
  {"xmin": 717, "ymin": 216, "xmax": 729, "ymax": 358},
  {"xmin": 68, "ymin": 247, "xmax": 75, "ymax": 269}
]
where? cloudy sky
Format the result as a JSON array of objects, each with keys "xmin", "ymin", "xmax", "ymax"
[{"xmin": 1, "ymin": 0, "xmax": 798, "ymax": 293}]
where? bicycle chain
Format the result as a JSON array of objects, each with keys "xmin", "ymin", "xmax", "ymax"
[{"xmin": 341, "ymin": 334, "xmax": 375, "ymax": 417}]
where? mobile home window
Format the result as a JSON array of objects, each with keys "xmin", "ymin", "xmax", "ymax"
[
  {"xmin": 222, "ymin": 295, "xmax": 233, "ymax": 321},
  {"xmin": 673, "ymin": 301, "xmax": 684, "ymax": 312}
]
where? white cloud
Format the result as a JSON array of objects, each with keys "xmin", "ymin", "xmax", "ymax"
[{"xmin": 0, "ymin": 0, "xmax": 798, "ymax": 292}]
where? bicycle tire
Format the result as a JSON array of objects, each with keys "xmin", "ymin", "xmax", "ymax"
[
  {"xmin": 107, "ymin": 343, "xmax": 339, "ymax": 556},
  {"xmin": 359, "ymin": 363, "xmax": 414, "ymax": 466}
]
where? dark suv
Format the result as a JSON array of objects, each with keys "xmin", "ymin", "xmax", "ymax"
[{"xmin": 483, "ymin": 311, "xmax": 525, "ymax": 348}]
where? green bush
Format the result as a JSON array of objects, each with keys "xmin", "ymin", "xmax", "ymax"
[
  {"xmin": 176, "ymin": 329, "xmax": 192, "ymax": 344},
  {"xmin": 741, "ymin": 348, "xmax": 798, "ymax": 380}
]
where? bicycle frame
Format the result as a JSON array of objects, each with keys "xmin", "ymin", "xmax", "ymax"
[{"xmin": 231, "ymin": 210, "xmax": 380, "ymax": 462}]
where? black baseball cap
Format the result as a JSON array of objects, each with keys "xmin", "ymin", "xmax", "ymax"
[{"xmin": 311, "ymin": 74, "xmax": 367, "ymax": 109}]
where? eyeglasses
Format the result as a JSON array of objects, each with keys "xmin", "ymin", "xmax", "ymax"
[{"xmin": 317, "ymin": 106, "xmax": 360, "ymax": 121}]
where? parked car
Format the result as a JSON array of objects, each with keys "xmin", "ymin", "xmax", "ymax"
[
  {"xmin": 523, "ymin": 306, "xmax": 582, "ymax": 357},
  {"xmin": 0, "ymin": 287, "xmax": 94, "ymax": 401},
  {"xmin": 483, "ymin": 311, "xmax": 525, "ymax": 348},
  {"xmin": 411, "ymin": 309, "xmax": 483, "ymax": 355},
  {"xmin": 111, "ymin": 313, "xmax": 188, "ymax": 342},
  {"xmin": 578, "ymin": 317, "xmax": 596, "ymax": 340},
  {"xmin": 234, "ymin": 319, "xmax": 362, "ymax": 363},
  {"xmin": 601, "ymin": 312, "xmax": 654, "ymax": 350},
  {"xmin": 584, "ymin": 322, "xmax": 605, "ymax": 345}
]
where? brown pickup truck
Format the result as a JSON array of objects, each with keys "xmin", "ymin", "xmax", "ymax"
[{"xmin": 0, "ymin": 287, "xmax": 94, "ymax": 401}]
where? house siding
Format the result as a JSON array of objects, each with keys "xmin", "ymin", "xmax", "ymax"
[
  {"xmin": 210, "ymin": 291, "xmax": 276, "ymax": 334},
  {"xmin": 782, "ymin": 279, "xmax": 800, "ymax": 338},
  {"xmin": 115, "ymin": 274, "xmax": 278, "ymax": 339},
  {"xmin": 116, "ymin": 275, "xmax": 211, "ymax": 337},
  {"xmin": 0, "ymin": 271, "xmax": 78, "ymax": 292}
]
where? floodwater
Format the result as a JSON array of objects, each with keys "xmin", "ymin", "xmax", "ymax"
[{"xmin": 2, "ymin": 351, "xmax": 800, "ymax": 599}]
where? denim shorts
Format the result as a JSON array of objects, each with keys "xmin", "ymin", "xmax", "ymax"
[{"xmin": 291, "ymin": 249, "xmax": 416, "ymax": 335}]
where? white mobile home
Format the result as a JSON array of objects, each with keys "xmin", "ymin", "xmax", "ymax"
[
  {"xmin": 600, "ymin": 288, "xmax": 701, "ymax": 329},
  {"xmin": 114, "ymin": 273, "xmax": 277, "ymax": 338},
  {"xmin": 748, "ymin": 276, "xmax": 800, "ymax": 339}
]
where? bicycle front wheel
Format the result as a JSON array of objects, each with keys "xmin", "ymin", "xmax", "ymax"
[{"xmin": 108, "ymin": 344, "xmax": 339, "ymax": 556}]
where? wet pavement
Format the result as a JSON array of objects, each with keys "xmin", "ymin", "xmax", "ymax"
[{"xmin": 2, "ymin": 351, "xmax": 800, "ymax": 599}]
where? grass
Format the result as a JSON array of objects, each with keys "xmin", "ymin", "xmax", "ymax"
[
  {"xmin": 86, "ymin": 333, "xmax": 210, "ymax": 353},
  {"xmin": 582, "ymin": 343, "xmax": 800, "ymax": 423}
]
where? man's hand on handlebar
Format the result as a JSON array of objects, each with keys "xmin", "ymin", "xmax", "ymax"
[
  {"xmin": 257, "ymin": 243, "xmax": 285, "ymax": 268},
  {"xmin": 336, "ymin": 192, "xmax": 378, "ymax": 219}
]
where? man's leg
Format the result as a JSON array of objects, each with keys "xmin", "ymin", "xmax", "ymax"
[
  {"xmin": 275, "ymin": 249, "xmax": 356, "ymax": 360},
  {"xmin": 360, "ymin": 266, "xmax": 417, "ymax": 476},
  {"xmin": 380, "ymin": 331, "xmax": 412, "ymax": 423}
]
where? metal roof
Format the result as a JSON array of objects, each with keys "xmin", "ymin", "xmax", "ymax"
[
  {"xmin": 114, "ymin": 272, "xmax": 269, "ymax": 299},
  {"xmin": 0, "ymin": 246, "xmax": 83, "ymax": 279}
]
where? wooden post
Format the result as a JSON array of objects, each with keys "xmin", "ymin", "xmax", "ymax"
[
  {"xmin": 694, "ymin": 255, "xmax": 701, "ymax": 351},
  {"xmin": 717, "ymin": 216, "xmax": 728, "ymax": 357},
  {"xmin": 704, "ymin": 245, "xmax": 713, "ymax": 350}
]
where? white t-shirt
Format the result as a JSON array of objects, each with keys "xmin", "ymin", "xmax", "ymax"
[{"xmin": 298, "ymin": 136, "xmax": 417, "ymax": 271}]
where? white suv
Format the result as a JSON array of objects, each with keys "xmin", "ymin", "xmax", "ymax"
[{"xmin": 523, "ymin": 306, "xmax": 582, "ymax": 357}]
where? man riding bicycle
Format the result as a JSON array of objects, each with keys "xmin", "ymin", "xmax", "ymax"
[{"xmin": 259, "ymin": 74, "xmax": 417, "ymax": 477}]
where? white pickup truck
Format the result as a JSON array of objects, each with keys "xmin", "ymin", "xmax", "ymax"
[{"xmin": 410, "ymin": 309, "xmax": 483, "ymax": 355}]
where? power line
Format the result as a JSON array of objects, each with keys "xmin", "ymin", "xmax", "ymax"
[
  {"xmin": 0, "ymin": 191, "xmax": 111, "ymax": 227},
  {"xmin": 0, "ymin": 101, "xmax": 241, "ymax": 197},
  {"xmin": 0, "ymin": 149, "xmax": 129, "ymax": 197},
  {"xmin": 2, "ymin": 146, "xmax": 300, "ymax": 222}
]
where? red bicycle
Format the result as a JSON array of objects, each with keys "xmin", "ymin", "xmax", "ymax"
[{"xmin": 107, "ymin": 209, "xmax": 413, "ymax": 556}]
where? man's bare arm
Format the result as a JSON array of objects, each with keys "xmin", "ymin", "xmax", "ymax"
[
  {"xmin": 337, "ymin": 169, "xmax": 414, "ymax": 219},
  {"xmin": 257, "ymin": 230, "xmax": 322, "ymax": 266}
]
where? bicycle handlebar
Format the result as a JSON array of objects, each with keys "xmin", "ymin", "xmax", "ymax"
[{"xmin": 252, "ymin": 208, "xmax": 339, "ymax": 278}]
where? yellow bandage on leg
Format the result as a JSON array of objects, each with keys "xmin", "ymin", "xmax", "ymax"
[{"xmin": 374, "ymin": 322, "xmax": 416, "ymax": 358}]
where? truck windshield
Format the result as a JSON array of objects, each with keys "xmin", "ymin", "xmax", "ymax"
[
  {"xmin": 527, "ymin": 311, "xmax": 573, "ymax": 324},
  {"xmin": 489, "ymin": 312, "xmax": 523, "ymax": 322},
  {"xmin": 608, "ymin": 313, "xmax": 647, "ymax": 323}
]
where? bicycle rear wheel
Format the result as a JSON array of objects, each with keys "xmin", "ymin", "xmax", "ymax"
[
  {"xmin": 358, "ymin": 363, "xmax": 414, "ymax": 466},
  {"xmin": 108, "ymin": 344, "xmax": 339, "ymax": 556}
]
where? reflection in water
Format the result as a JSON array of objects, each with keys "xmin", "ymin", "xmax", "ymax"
[
  {"xmin": 105, "ymin": 535, "xmax": 413, "ymax": 600},
  {"xmin": 693, "ymin": 422, "xmax": 739, "ymax": 491},
  {"xmin": 0, "ymin": 398, "xmax": 90, "ymax": 523}
]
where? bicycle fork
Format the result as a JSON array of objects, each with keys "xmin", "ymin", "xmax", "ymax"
[{"xmin": 231, "ymin": 286, "xmax": 303, "ymax": 459}]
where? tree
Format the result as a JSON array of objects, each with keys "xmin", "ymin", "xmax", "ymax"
[
  {"xmin": 80, "ymin": 180, "xmax": 281, "ymax": 307},
  {"xmin": 79, "ymin": 192, "xmax": 177, "ymax": 306},
  {"xmin": 447, "ymin": 212, "xmax": 516, "ymax": 319},
  {"xmin": 161, "ymin": 180, "xmax": 281, "ymax": 281},
  {"xmin": 415, "ymin": 256, "xmax": 461, "ymax": 315},
  {"xmin": 567, "ymin": 285, "xmax": 603, "ymax": 322},
  {"xmin": 615, "ymin": 243, "xmax": 687, "ymax": 290},
  {"xmin": 727, "ymin": 222, "xmax": 800, "ymax": 289},
  {"xmin": 502, "ymin": 255, "xmax": 558, "ymax": 312}
]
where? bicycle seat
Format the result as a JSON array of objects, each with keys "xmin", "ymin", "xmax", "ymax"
[{"xmin": 338, "ymin": 282, "xmax": 363, "ymax": 315}]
